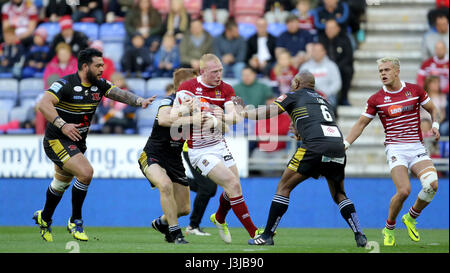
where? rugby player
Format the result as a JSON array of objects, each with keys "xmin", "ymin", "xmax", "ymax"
[
  {"xmin": 139, "ymin": 68, "xmax": 199, "ymax": 244},
  {"xmin": 177, "ymin": 54, "xmax": 260, "ymax": 243},
  {"xmin": 239, "ymin": 71, "xmax": 367, "ymax": 247},
  {"xmin": 344, "ymin": 57, "xmax": 441, "ymax": 246},
  {"xmin": 32, "ymin": 48, "xmax": 156, "ymax": 242}
]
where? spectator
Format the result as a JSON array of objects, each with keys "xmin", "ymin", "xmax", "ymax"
[
  {"xmin": 318, "ymin": 18, "xmax": 353, "ymax": 105},
  {"xmin": 105, "ymin": 0, "xmax": 134, "ymax": 23},
  {"xmin": 202, "ymin": 0, "xmax": 229, "ymax": 24},
  {"xmin": 22, "ymin": 27, "xmax": 50, "ymax": 78},
  {"xmin": 179, "ymin": 18, "xmax": 214, "ymax": 70},
  {"xmin": 422, "ymin": 14, "xmax": 449, "ymax": 60},
  {"xmin": 164, "ymin": 0, "xmax": 191, "ymax": 42},
  {"xmin": 43, "ymin": 0, "xmax": 73, "ymax": 23},
  {"xmin": 246, "ymin": 17, "xmax": 277, "ymax": 77},
  {"xmin": 154, "ymin": 34, "xmax": 180, "ymax": 77},
  {"xmin": 270, "ymin": 49, "xmax": 298, "ymax": 94},
  {"xmin": 342, "ymin": 0, "xmax": 367, "ymax": 43},
  {"xmin": 121, "ymin": 33, "xmax": 152, "ymax": 78},
  {"xmin": 313, "ymin": 0, "xmax": 350, "ymax": 34},
  {"xmin": 1, "ymin": 0, "xmax": 38, "ymax": 48},
  {"xmin": 291, "ymin": 0, "xmax": 316, "ymax": 34},
  {"xmin": 97, "ymin": 72, "xmax": 137, "ymax": 134},
  {"xmin": 417, "ymin": 40, "xmax": 449, "ymax": 94},
  {"xmin": 234, "ymin": 66, "xmax": 274, "ymax": 107},
  {"xmin": 275, "ymin": 14, "xmax": 315, "ymax": 68},
  {"xmin": 42, "ymin": 42, "xmax": 77, "ymax": 89},
  {"xmin": 213, "ymin": 18, "xmax": 247, "ymax": 79},
  {"xmin": 427, "ymin": 0, "xmax": 449, "ymax": 29},
  {"xmin": 421, "ymin": 76, "xmax": 447, "ymax": 130},
  {"xmin": 89, "ymin": 40, "xmax": 115, "ymax": 81},
  {"xmin": 124, "ymin": 0, "xmax": 163, "ymax": 48},
  {"xmin": 0, "ymin": 25, "xmax": 25, "ymax": 78},
  {"xmin": 441, "ymin": 94, "xmax": 449, "ymax": 136},
  {"xmin": 264, "ymin": 0, "xmax": 293, "ymax": 24},
  {"xmin": 48, "ymin": 15, "xmax": 89, "ymax": 60},
  {"xmin": 299, "ymin": 42, "xmax": 341, "ymax": 108},
  {"xmin": 72, "ymin": 0, "xmax": 104, "ymax": 24}
]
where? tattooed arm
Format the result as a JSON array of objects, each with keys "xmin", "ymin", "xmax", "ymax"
[{"xmin": 105, "ymin": 86, "xmax": 156, "ymax": 108}]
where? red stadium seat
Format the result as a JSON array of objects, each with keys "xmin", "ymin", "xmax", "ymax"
[
  {"xmin": 232, "ymin": 0, "xmax": 266, "ymax": 17},
  {"xmin": 183, "ymin": 0, "xmax": 202, "ymax": 19},
  {"xmin": 235, "ymin": 15, "xmax": 259, "ymax": 25},
  {"xmin": 152, "ymin": 0, "xmax": 170, "ymax": 15}
]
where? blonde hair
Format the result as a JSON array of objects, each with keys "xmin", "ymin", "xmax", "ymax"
[
  {"xmin": 199, "ymin": 54, "xmax": 221, "ymax": 70},
  {"xmin": 376, "ymin": 57, "xmax": 400, "ymax": 69}
]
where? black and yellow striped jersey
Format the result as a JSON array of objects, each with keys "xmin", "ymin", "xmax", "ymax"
[
  {"xmin": 273, "ymin": 88, "xmax": 345, "ymax": 157},
  {"xmin": 44, "ymin": 72, "xmax": 115, "ymax": 142}
]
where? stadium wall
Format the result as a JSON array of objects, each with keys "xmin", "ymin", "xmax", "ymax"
[{"xmin": 0, "ymin": 177, "xmax": 448, "ymax": 229}]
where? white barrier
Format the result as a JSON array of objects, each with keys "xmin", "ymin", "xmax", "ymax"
[{"xmin": 0, "ymin": 135, "xmax": 249, "ymax": 178}]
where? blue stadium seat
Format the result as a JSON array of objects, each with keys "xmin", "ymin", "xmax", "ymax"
[
  {"xmin": 267, "ymin": 23, "xmax": 287, "ymax": 37},
  {"xmin": 0, "ymin": 109, "xmax": 8, "ymax": 125},
  {"xmin": 103, "ymin": 42, "xmax": 124, "ymax": 68},
  {"xmin": 238, "ymin": 23, "xmax": 257, "ymax": 40},
  {"xmin": 99, "ymin": 22, "xmax": 126, "ymax": 42},
  {"xmin": 73, "ymin": 22, "xmax": 99, "ymax": 41},
  {"xmin": 0, "ymin": 79, "xmax": 19, "ymax": 111},
  {"xmin": 37, "ymin": 22, "xmax": 61, "ymax": 43},
  {"xmin": 147, "ymin": 77, "xmax": 172, "ymax": 97},
  {"xmin": 136, "ymin": 99, "xmax": 162, "ymax": 135},
  {"xmin": 9, "ymin": 106, "xmax": 30, "ymax": 123},
  {"xmin": 126, "ymin": 78, "xmax": 146, "ymax": 98},
  {"xmin": 203, "ymin": 22, "xmax": 225, "ymax": 37},
  {"xmin": 19, "ymin": 78, "xmax": 44, "ymax": 108}
]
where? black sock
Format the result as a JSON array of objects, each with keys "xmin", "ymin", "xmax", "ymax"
[
  {"xmin": 338, "ymin": 199, "xmax": 363, "ymax": 234},
  {"xmin": 42, "ymin": 185, "xmax": 64, "ymax": 223},
  {"xmin": 263, "ymin": 194, "xmax": 289, "ymax": 237},
  {"xmin": 169, "ymin": 225, "xmax": 182, "ymax": 239},
  {"xmin": 71, "ymin": 179, "xmax": 89, "ymax": 222}
]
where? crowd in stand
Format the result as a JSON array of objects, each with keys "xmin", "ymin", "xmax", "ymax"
[{"xmin": 0, "ymin": 0, "xmax": 448, "ymax": 159}]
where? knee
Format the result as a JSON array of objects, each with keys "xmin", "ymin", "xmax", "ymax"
[
  {"xmin": 77, "ymin": 166, "xmax": 94, "ymax": 184},
  {"xmin": 396, "ymin": 187, "xmax": 411, "ymax": 200},
  {"xmin": 158, "ymin": 182, "xmax": 174, "ymax": 196},
  {"xmin": 225, "ymin": 178, "xmax": 242, "ymax": 197},
  {"xmin": 276, "ymin": 181, "xmax": 293, "ymax": 197}
]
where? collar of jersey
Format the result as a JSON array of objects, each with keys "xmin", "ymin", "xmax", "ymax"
[
  {"xmin": 197, "ymin": 76, "xmax": 217, "ymax": 88},
  {"xmin": 383, "ymin": 81, "xmax": 405, "ymax": 94}
]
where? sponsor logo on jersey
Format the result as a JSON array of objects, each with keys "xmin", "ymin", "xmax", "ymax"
[
  {"xmin": 405, "ymin": 91, "xmax": 412, "ymax": 98},
  {"xmin": 73, "ymin": 95, "xmax": 83, "ymax": 100},
  {"xmin": 49, "ymin": 82, "xmax": 63, "ymax": 93},
  {"xmin": 73, "ymin": 86, "xmax": 82, "ymax": 92},
  {"xmin": 387, "ymin": 104, "xmax": 414, "ymax": 117},
  {"xmin": 202, "ymin": 159, "xmax": 209, "ymax": 167},
  {"xmin": 90, "ymin": 86, "xmax": 98, "ymax": 92},
  {"xmin": 91, "ymin": 93, "xmax": 100, "ymax": 101},
  {"xmin": 215, "ymin": 89, "xmax": 221, "ymax": 98},
  {"xmin": 196, "ymin": 87, "xmax": 203, "ymax": 94},
  {"xmin": 276, "ymin": 94, "xmax": 287, "ymax": 103},
  {"xmin": 384, "ymin": 96, "xmax": 391, "ymax": 102},
  {"xmin": 391, "ymin": 156, "xmax": 397, "ymax": 163},
  {"xmin": 68, "ymin": 145, "xmax": 77, "ymax": 151}
]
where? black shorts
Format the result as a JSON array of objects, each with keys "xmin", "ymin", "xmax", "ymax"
[
  {"xmin": 43, "ymin": 137, "xmax": 86, "ymax": 169},
  {"xmin": 138, "ymin": 150, "xmax": 189, "ymax": 188},
  {"xmin": 287, "ymin": 147, "xmax": 346, "ymax": 182}
]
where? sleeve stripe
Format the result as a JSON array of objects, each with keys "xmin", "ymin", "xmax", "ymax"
[
  {"xmin": 45, "ymin": 91, "xmax": 60, "ymax": 102},
  {"xmin": 273, "ymin": 101, "xmax": 285, "ymax": 112},
  {"xmin": 104, "ymin": 85, "xmax": 117, "ymax": 96},
  {"xmin": 420, "ymin": 97, "xmax": 431, "ymax": 106},
  {"xmin": 362, "ymin": 112, "xmax": 375, "ymax": 119}
]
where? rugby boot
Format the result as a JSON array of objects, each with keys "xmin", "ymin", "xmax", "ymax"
[
  {"xmin": 382, "ymin": 228, "xmax": 396, "ymax": 246},
  {"xmin": 67, "ymin": 219, "xmax": 89, "ymax": 241},
  {"xmin": 32, "ymin": 210, "xmax": 53, "ymax": 242},
  {"xmin": 355, "ymin": 232, "xmax": 368, "ymax": 247},
  {"xmin": 402, "ymin": 213, "xmax": 420, "ymax": 242},
  {"xmin": 248, "ymin": 234, "xmax": 274, "ymax": 246},
  {"xmin": 210, "ymin": 213, "xmax": 232, "ymax": 244}
]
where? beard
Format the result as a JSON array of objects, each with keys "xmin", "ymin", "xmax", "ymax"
[{"xmin": 86, "ymin": 69, "xmax": 100, "ymax": 85}]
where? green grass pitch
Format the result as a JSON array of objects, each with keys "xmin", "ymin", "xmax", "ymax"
[{"xmin": 0, "ymin": 227, "xmax": 448, "ymax": 253}]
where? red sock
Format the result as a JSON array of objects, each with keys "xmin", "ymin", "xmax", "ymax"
[
  {"xmin": 409, "ymin": 207, "xmax": 421, "ymax": 219},
  {"xmin": 215, "ymin": 192, "xmax": 231, "ymax": 224},
  {"xmin": 230, "ymin": 195, "xmax": 258, "ymax": 237},
  {"xmin": 386, "ymin": 219, "xmax": 396, "ymax": 230}
]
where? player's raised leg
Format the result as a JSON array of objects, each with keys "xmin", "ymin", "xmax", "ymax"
[
  {"xmin": 144, "ymin": 164, "xmax": 188, "ymax": 244},
  {"xmin": 61, "ymin": 153, "xmax": 94, "ymax": 241},
  {"xmin": 249, "ymin": 168, "xmax": 307, "ymax": 245},
  {"xmin": 401, "ymin": 160, "xmax": 439, "ymax": 242}
]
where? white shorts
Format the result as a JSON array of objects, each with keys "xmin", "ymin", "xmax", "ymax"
[
  {"xmin": 385, "ymin": 142, "xmax": 431, "ymax": 170},
  {"xmin": 188, "ymin": 140, "xmax": 236, "ymax": 176}
]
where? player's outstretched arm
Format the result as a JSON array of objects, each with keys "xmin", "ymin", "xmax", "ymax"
[
  {"xmin": 241, "ymin": 104, "xmax": 282, "ymax": 120},
  {"xmin": 106, "ymin": 86, "xmax": 156, "ymax": 108},
  {"xmin": 344, "ymin": 115, "xmax": 372, "ymax": 149},
  {"xmin": 37, "ymin": 92, "xmax": 82, "ymax": 142},
  {"xmin": 421, "ymin": 100, "xmax": 441, "ymax": 141}
]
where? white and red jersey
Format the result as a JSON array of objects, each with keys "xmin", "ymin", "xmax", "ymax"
[
  {"xmin": 416, "ymin": 55, "xmax": 449, "ymax": 94},
  {"xmin": 363, "ymin": 81, "xmax": 430, "ymax": 145},
  {"xmin": 1, "ymin": 1, "xmax": 38, "ymax": 37},
  {"xmin": 177, "ymin": 76, "xmax": 235, "ymax": 149}
]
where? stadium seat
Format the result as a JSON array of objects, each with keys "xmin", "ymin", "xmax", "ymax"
[
  {"xmin": 267, "ymin": 22, "xmax": 287, "ymax": 37},
  {"xmin": 136, "ymin": 99, "xmax": 162, "ymax": 135},
  {"xmin": 152, "ymin": 0, "xmax": 170, "ymax": 16},
  {"xmin": 73, "ymin": 22, "xmax": 99, "ymax": 41},
  {"xmin": 238, "ymin": 23, "xmax": 257, "ymax": 40},
  {"xmin": 147, "ymin": 78, "xmax": 172, "ymax": 97},
  {"xmin": 126, "ymin": 78, "xmax": 147, "ymax": 98},
  {"xmin": 99, "ymin": 22, "xmax": 126, "ymax": 42},
  {"xmin": 183, "ymin": 0, "xmax": 202, "ymax": 19},
  {"xmin": 6, "ymin": 128, "xmax": 35, "ymax": 134},
  {"xmin": 233, "ymin": 0, "xmax": 266, "ymax": 17},
  {"xmin": 235, "ymin": 15, "xmax": 259, "ymax": 25},
  {"xmin": 203, "ymin": 22, "xmax": 225, "ymax": 37},
  {"xmin": 0, "ymin": 79, "xmax": 19, "ymax": 111},
  {"xmin": 19, "ymin": 78, "xmax": 44, "ymax": 108},
  {"xmin": 103, "ymin": 42, "xmax": 124, "ymax": 68},
  {"xmin": 9, "ymin": 106, "xmax": 30, "ymax": 123},
  {"xmin": 37, "ymin": 22, "xmax": 60, "ymax": 43},
  {"xmin": 222, "ymin": 78, "xmax": 239, "ymax": 86},
  {"xmin": 0, "ymin": 109, "xmax": 8, "ymax": 125}
]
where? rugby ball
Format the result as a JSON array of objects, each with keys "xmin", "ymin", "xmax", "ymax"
[{"xmin": 174, "ymin": 90, "xmax": 195, "ymax": 106}]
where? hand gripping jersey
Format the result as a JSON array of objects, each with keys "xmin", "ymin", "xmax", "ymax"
[
  {"xmin": 362, "ymin": 81, "xmax": 430, "ymax": 145},
  {"xmin": 177, "ymin": 76, "xmax": 235, "ymax": 149},
  {"xmin": 44, "ymin": 73, "xmax": 115, "ymax": 142},
  {"xmin": 273, "ymin": 88, "xmax": 345, "ymax": 157}
]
